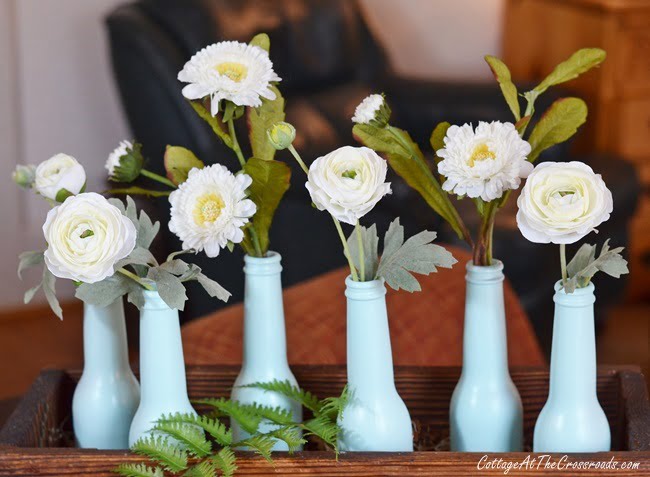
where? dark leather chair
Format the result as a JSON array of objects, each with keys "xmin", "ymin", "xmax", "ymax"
[{"xmin": 105, "ymin": 0, "xmax": 640, "ymax": 351}]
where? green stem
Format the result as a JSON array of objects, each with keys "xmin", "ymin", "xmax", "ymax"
[
  {"xmin": 118, "ymin": 268, "xmax": 154, "ymax": 291},
  {"xmin": 227, "ymin": 119, "xmax": 246, "ymax": 168},
  {"xmin": 474, "ymin": 201, "xmax": 498, "ymax": 266},
  {"xmin": 288, "ymin": 144, "xmax": 309, "ymax": 174},
  {"xmin": 356, "ymin": 221, "xmax": 365, "ymax": 281},
  {"xmin": 247, "ymin": 223, "xmax": 264, "ymax": 257},
  {"xmin": 560, "ymin": 243, "xmax": 568, "ymax": 284},
  {"xmin": 140, "ymin": 169, "xmax": 177, "ymax": 188},
  {"xmin": 333, "ymin": 217, "xmax": 359, "ymax": 282}
]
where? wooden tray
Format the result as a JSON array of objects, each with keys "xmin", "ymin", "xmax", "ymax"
[{"xmin": 1, "ymin": 365, "xmax": 649, "ymax": 476}]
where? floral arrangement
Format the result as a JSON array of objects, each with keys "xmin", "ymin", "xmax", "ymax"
[
  {"xmin": 352, "ymin": 48, "xmax": 608, "ymax": 266},
  {"xmin": 267, "ymin": 122, "xmax": 457, "ymax": 290},
  {"xmin": 13, "ymin": 153, "xmax": 229, "ymax": 318},
  {"xmin": 106, "ymin": 34, "xmax": 290, "ymax": 259},
  {"xmin": 516, "ymin": 161, "xmax": 628, "ymax": 292}
]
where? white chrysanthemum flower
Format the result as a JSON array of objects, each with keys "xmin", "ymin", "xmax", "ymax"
[
  {"xmin": 105, "ymin": 140, "xmax": 132, "ymax": 178},
  {"xmin": 352, "ymin": 94, "xmax": 385, "ymax": 124},
  {"xmin": 437, "ymin": 121, "xmax": 533, "ymax": 202},
  {"xmin": 168, "ymin": 164, "xmax": 257, "ymax": 257},
  {"xmin": 178, "ymin": 41, "xmax": 281, "ymax": 116}
]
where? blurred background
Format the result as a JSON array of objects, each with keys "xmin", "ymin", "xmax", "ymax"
[{"xmin": 0, "ymin": 0, "xmax": 648, "ymax": 413}]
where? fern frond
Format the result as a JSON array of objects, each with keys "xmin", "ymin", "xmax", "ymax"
[
  {"xmin": 182, "ymin": 460, "xmax": 217, "ymax": 477},
  {"xmin": 131, "ymin": 435, "xmax": 188, "ymax": 472},
  {"xmin": 245, "ymin": 403, "xmax": 294, "ymax": 426},
  {"xmin": 236, "ymin": 434, "xmax": 276, "ymax": 462},
  {"xmin": 212, "ymin": 447, "xmax": 237, "ymax": 477},
  {"xmin": 194, "ymin": 398, "xmax": 262, "ymax": 434},
  {"xmin": 152, "ymin": 420, "xmax": 212, "ymax": 457},
  {"xmin": 271, "ymin": 426, "xmax": 306, "ymax": 452},
  {"xmin": 243, "ymin": 380, "xmax": 321, "ymax": 413},
  {"xmin": 113, "ymin": 463, "xmax": 164, "ymax": 477},
  {"xmin": 157, "ymin": 413, "xmax": 232, "ymax": 447},
  {"xmin": 319, "ymin": 384, "xmax": 350, "ymax": 422},
  {"xmin": 303, "ymin": 414, "xmax": 339, "ymax": 449}
]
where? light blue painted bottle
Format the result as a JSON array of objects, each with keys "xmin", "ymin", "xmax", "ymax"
[
  {"xmin": 72, "ymin": 299, "xmax": 139, "ymax": 449},
  {"xmin": 231, "ymin": 252, "xmax": 302, "ymax": 451},
  {"xmin": 450, "ymin": 260, "xmax": 523, "ymax": 452},
  {"xmin": 338, "ymin": 276, "xmax": 413, "ymax": 452},
  {"xmin": 534, "ymin": 281, "xmax": 610, "ymax": 452},
  {"xmin": 129, "ymin": 290, "xmax": 197, "ymax": 447}
]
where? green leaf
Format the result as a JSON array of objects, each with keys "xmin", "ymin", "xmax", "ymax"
[
  {"xmin": 527, "ymin": 97, "xmax": 588, "ymax": 162},
  {"xmin": 131, "ymin": 435, "xmax": 188, "ymax": 473},
  {"xmin": 55, "ymin": 188, "xmax": 74, "ymax": 203},
  {"xmin": 319, "ymin": 384, "xmax": 350, "ymax": 423},
  {"xmin": 75, "ymin": 275, "xmax": 130, "ymax": 307},
  {"xmin": 247, "ymin": 85, "xmax": 285, "ymax": 161},
  {"xmin": 250, "ymin": 33, "xmax": 270, "ymax": 52},
  {"xmin": 244, "ymin": 403, "xmax": 294, "ymax": 426},
  {"xmin": 194, "ymin": 398, "xmax": 262, "ymax": 435},
  {"xmin": 182, "ymin": 461, "xmax": 218, "ymax": 477},
  {"xmin": 243, "ymin": 380, "xmax": 321, "ymax": 413},
  {"xmin": 237, "ymin": 434, "xmax": 275, "ymax": 462},
  {"xmin": 42, "ymin": 268, "xmax": 62, "ymax": 319},
  {"xmin": 534, "ymin": 48, "xmax": 606, "ymax": 94},
  {"xmin": 196, "ymin": 273, "xmax": 231, "ymax": 303},
  {"xmin": 515, "ymin": 115, "xmax": 532, "ymax": 136},
  {"xmin": 24, "ymin": 283, "xmax": 41, "ymax": 304},
  {"xmin": 117, "ymin": 247, "xmax": 158, "ymax": 269},
  {"xmin": 114, "ymin": 463, "xmax": 164, "ymax": 477},
  {"xmin": 563, "ymin": 239, "xmax": 628, "ymax": 293},
  {"xmin": 346, "ymin": 224, "xmax": 379, "ymax": 281},
  {"xmin": 147, "ymin": 268, "xmax": 187, "ymax": 311},
  {"xmin": 158, "ymin": 413, "xmax": 233, "ymax": 447},
  {"xmin": 212, "ymin": 447, "xmax": 237, "ymax": 477},
  {"xmin": 241, "ymin": 158, "xmax": 291, "ymax": 254},
  {"xmin": 160, "ymin": 259, "xmax": 190, "ymax": 276},
  {"xmin": 189, "ymin": 100, "xmax": 233, "ymax": 148},
  {"xmin": 164, "ymin": 146, "xmax": 204, "ymax": 185},
  {"xmin": 376, "ymin": 218, "xmax": 457, "ymax": 292},
  {"xmin": 429, "ymin": 122, "xmax": 451, "ymax": 162},
  {"xmin": 485, "ymin": 55, "xmax": 521, "ymax": 120},
  {"xmin": 353, "ymin": 123, "xmax": 467, "ymax": 241},
  {"xmin": 107, "ymin": 186, "xmax": 171, "ymax": 198},
  {"xmin": 18, "ymin": 250, "xmax": 44, "ymax": 279},
  {"xmin": 303, "ymin": 414, "xmax": 338, "ymax": 449},
  {"xmin": 151, "ymin": 421, "xmax": 211, "ymax": 457},
  {"xmin": 271, "ymin": 426, "xmax": 306, "ymax": 452}
]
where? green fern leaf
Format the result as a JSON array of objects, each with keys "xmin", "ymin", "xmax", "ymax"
[
  {"xmin": 131, "ymin": 435, "xmax": 188, "ymax": 472},
  {"xmin": 113, "ymin": 463, "xmax": 164, "ymax": 477},
  {"xmin": 182, "ymin": 460, "xmax": 217, "ymax": 477},
  {"xmin": 194, "ymin": 398, "xmax": 262, "ymax": 434},
  {"xmin": 303, "ymin": 414, "xmax": 339, "ymax": 449},
  {"xmin": 236, "ymin": 434, "xmax": 276, "ymax": 462},
  {"xmin": 212, "ymin": 447, "xmax": 238, "ymax": 477},
  {"xmin": 319, "ymin": 384, "xmax": 350, "ymax": 422},
  {"xmin": 243, "ymin": 380, "xmax": 321, "ymax": 413},
  {"xmin": 271, "ymin": 426, "xmax": 306, "ymax": 452},
  {"xmin": 152, "ymin": 419, "xmax": 212, "ymax": 457},
  {"xmin": 157, "ymin": 413, "xmax": 232, "ymax": 447},
  {"xmin": 245, "ymin": 403, "xmax": 294, "ymax": 426}
]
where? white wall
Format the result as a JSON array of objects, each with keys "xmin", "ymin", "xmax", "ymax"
[{"xmin": 0, "ymin": 0, "xmax": 504, "ymax": 309}]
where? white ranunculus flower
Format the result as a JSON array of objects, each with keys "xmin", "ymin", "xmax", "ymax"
[
  {"xmin": 168, "ymin": 164, "xmax": 257, "ymax": 258},
  {"xmin": 516, "ymin": 161, "xmax": 613, "ymax": 244},
  {"xmin": 352, "ymin": 94, "xmax": 385, "ymax": 125},
  {"xmin": 43, "ymin": 192, "xmax": 137, "ymax": 283},
  {"xmin": 306, "ymin": 146, "xmax": 391, "ymax": 225},
  {"xmin": 34, "ymin": 153, "xmax": 86, "ymax": 201},
  {"xmin": 178, "ymin": 41, "xmax": 281, "ymax": 116},
  {"xmin": 437, "ymin": 121, "xmax": 533, "ymax": 202}
]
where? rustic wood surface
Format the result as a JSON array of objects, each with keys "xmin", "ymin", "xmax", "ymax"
[
  {"xmin": 182, "ymin": 246, "xmax": 545, "ymax": 367},
  {"xmin": 1, "ymin": 365, "xmax": 649, "ymax": 476}
]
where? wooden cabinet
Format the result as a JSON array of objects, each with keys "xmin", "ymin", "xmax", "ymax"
[{"xmin": 504, "ymin": 0, "xmax": 650, "ymax": 300}]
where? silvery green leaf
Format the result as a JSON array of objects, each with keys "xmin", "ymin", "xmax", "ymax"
[
  {"xmin": 166, "ymin": 249, "xmax": 196, "ymax": 262},
  {"xmin": 127, "ymin": 284, "xmax": 145, "ymax": 309},
  {"xmin": 178, "ymin": 263, "xmax": 202, "ymax": 282},
  {"xmin": 563, "ymin": 239, "xmax": 629, "ymax": 293},
  {"xmin": 148, "ymin": 267, "xmax": 187, "ymax": 311},
  {"xmin": 376, "ymin": 218, "xmax": 457, "ymax": 292},
  {"xmin": 108, "ymin": 197, "xmax": 127, "ymax": 214},
  {"xmin": 566, "ymin": 243, "xmax": 596, "ymax": 279},
  {"xmin": 196, "ymin": 273, "xmax": 231, "ymax": 303},
  {"xmin": 346, "ymin": 224, "xmax": 379, "ymax": 281},
  {"xmin": 24, "ymin": 283, "xmax": 42, "ymax": 304},
  {"xmin": 160, "ymin": 259, "xmax": 190, "ymax": 276},
  {"xmin": 42, "ymin": 268, "xmax": 62, "ymax": 319},
  {"xmin": 75, "ymin": 274, "xmax": 130, "ymax": 307},
  {"xmin": 125, "ymin": 195, "xmax": 139, "ymax": 226},
  {"xmin": 563, "ymin": 277, "xmax": 579, "ymax": 294},
  {"xmin": 136, "ymin": 208, "xmax": 160, "ymax": 250},
  {"xmin": 117, "ymin": 247, "xmax": 158, "ymax": 269},
  {"xmin": 18, "ymin": 250, "xmax": 44, "ymax": 279}
]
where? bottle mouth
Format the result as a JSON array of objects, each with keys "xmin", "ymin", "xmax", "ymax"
[
  {"xmin": 244, "ymin": 250, "xmax": 281, "ymax": 263},
  {"xmin": 465, "ymin": 259, "xmax": 504, "ymax": 284},
  {"xmin": 344, "ymin": 275, "xmax": 384, "ymax": 288},
  {"xmin": 554, "ymin": 280, "xmax": 596, "ymax": 295},
  {"xmin": 243, "ymin": 251, "xmax": 282, "ymax": 275}
]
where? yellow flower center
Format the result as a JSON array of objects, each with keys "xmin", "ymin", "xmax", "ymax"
[
  {"xmin": 214, "ymin": 62, "xmax": 248, "ymax": 82},
  {"xmin": 469, "ymin": 143, "xmax": 496, "ymax": 167},
  {"xmin": 193, "ymin": 193, "xmax": 225, "ymax": 226}
]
